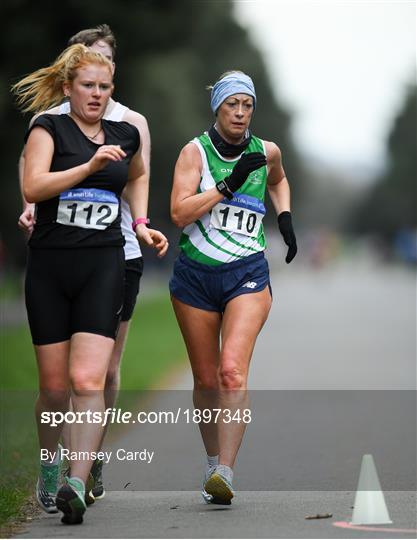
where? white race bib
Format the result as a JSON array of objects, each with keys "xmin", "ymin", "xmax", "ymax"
[
  {"xmin": 57, "ymin": 188, "xmax": 119, "ymax": 230},
  {"xmin": 210, "ymin": 193, "xmax": 266, "ymax": 237}
]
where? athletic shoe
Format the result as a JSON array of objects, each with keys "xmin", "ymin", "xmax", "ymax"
[
  {"xmin": 59, "ymin": 455, "xmax": 70, "ymax": 486},
  {"xmin": 36, "ymin": 473, "xmax": 58, "ymax": 514},
  {"xmin": 36, "ymin": 444, "xmax": 63, "ymax": 513},
  {"xmin": 204, "ymin": 470, "xmax": 234, "ymax": 505},
  {"xmin": 91, "ymin": 458, "xmax": 105, "ymax": 499},
  {"xmin": 62, "ymin": 465, "xmax": 95, "ymax": 506},
  {"xmin": 201, "ymin": 464, "xmax": 217, "ymax": 504},
  {"xmin": 85, "ymin": 472, "xmax": 95, "ymax": 506},
  {"xmin": 56, "ymin": 478, "xmax": 87, "ymax": 525}
]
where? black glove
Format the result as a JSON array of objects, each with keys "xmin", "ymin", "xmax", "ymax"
[
  {"xmin": 226, "ymin": 152, "xmax": 267, "ymax": 192},
  {"xmin": 278, "ymin": 211, "xmax": 297, "ymax": 263}
]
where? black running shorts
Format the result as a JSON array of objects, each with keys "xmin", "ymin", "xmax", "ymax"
[
  {"xmin": 121, "ymin": 257, "xmax": 143, "ymax": 322},
  {"xmin": 25, "ymin": 247, "xmax": 125, "ymax": 345}
]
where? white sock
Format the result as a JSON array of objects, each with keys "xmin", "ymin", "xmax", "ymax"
[
  {"xmin": 207, "ymin": 454, "xmax": 219, "ymax": 468},
  {"xmin": 216, "ymin": 464, "xmax": 233, "ymax": 484}
]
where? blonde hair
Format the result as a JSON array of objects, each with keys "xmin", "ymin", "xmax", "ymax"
[{"xmin": 11, "ymin": 44, "xmax": 113, "ymax": 113}]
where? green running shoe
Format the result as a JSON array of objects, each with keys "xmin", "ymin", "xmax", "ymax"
[
  {"xmin": 56, "ymin": 477, "xmax": 87, "ymax": 525},
  {"xmin": 62, "ymin": 465, "xmax": 95, "ymax": 506},
  {"xmin": 91, "ymin": 458, "xmax": 105, "ymax": 499},
  {"xmin": 36, "ymin": 444, "xmax": 63, "ymax": 514}
]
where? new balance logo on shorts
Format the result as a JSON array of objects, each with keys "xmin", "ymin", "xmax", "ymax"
[{"xmin": 242, "ymin": 281, "xmax": 257, "ymax": 289}]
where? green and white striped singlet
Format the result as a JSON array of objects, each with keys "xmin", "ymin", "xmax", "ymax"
[{"xmin": 179, "ymin": 132, "xmax": 268, "ymax": 265}]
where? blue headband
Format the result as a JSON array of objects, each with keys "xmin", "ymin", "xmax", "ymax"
[{"xmin": 210, "ymin": 73, "xmax": 256, "ymax": 113}]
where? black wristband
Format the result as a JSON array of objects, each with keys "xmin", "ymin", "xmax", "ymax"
[
  {"xmin": 216, "ymin": 179, "xmax": 234, "ymax": 200},
  {"xmin": 277, "ymin": 211, "xmax": 292, "ymax": 226}
]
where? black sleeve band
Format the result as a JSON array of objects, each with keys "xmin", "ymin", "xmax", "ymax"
[{"xmin": 216, "ymin": 179, "xmax": 234, "ymax": 200}]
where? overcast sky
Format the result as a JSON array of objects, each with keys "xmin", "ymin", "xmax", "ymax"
[{"xmin": 233, "ymin": 0, "xmax": 415, "ymax": 175}]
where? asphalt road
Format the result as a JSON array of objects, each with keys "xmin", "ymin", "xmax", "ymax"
[
  {"xmin": 16, "ymin": 491, "xmax": 417, "ymax": 538},
  {"xmin": 15, "ymin": 256, "xmax": 417, "ymax": 538}
]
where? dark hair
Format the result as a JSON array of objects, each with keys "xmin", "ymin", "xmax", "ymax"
[{"xmin": 68, "ymin": 24, "xmax": 116, "ymax": 59}]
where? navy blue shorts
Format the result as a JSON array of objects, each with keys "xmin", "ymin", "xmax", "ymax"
[{"xmin": 169, "ymin": 251, "xmax": 271, "ymax": 312}]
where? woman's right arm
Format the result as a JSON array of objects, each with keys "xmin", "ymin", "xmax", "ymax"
[
  {"xmin": 24, "ymin": 127, "xmax": 125, "ymax": 203},
  {"xmin": 170, "ymin": 142, "xmax": 223, "ymax": 228}
]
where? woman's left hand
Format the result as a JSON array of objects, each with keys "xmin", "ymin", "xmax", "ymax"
[{"xmin": 135, "ymin": 224, "xmax": 169, "ymax": 258}]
